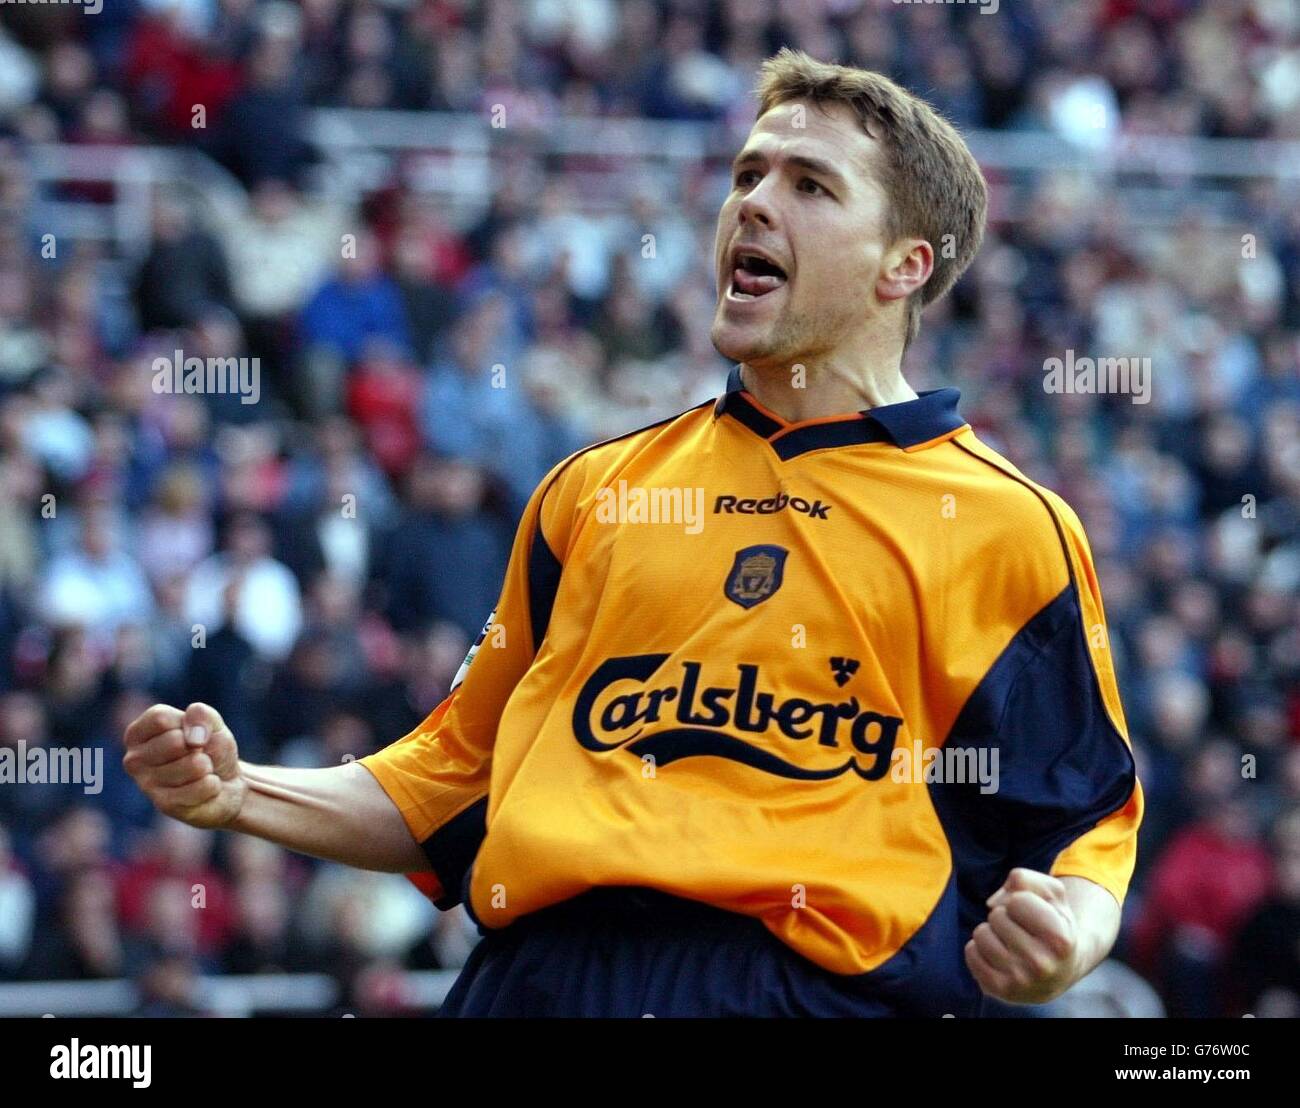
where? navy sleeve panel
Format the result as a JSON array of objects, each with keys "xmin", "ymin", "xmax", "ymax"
[
  {"xmin": 527, "ymin": 527, "xmax": 562, "ymax": 651},
  {"xmin": 932, "ymin": 584, "xmax": 1137, "ymax": 924},
  {"xmin": 421, "ymin": 795, "xmax": 489, "ymax": 910}
]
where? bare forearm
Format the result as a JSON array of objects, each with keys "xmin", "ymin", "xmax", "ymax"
[
  {"xmin": 232, "ymin": 761, "xmax": 428, "ymax": 873},
  {"xmin": 1061, "ymin": 875, "xmax": 1121, "ymax": 984}
]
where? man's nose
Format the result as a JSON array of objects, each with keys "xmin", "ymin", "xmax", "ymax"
[{"xmin": 737, "ymin": 185, "xmax": 777, "ymax": 230}]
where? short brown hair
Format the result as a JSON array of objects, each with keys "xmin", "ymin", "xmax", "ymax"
[{"xmin": 756, "ymin": 48, "xmax": 987, "ymax": 349}]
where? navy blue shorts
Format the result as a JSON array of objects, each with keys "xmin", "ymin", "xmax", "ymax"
[{"xmin": 438, "ymin": 887, "xmax": 909, "ymax": 1017}]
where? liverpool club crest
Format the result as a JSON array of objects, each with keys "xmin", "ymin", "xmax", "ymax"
[{"xmin": 725, "ymin": 545, "xmax": 788, "ymax": 609}]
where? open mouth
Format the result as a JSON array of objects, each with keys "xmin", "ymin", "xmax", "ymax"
[{"xmin": 728, "ymin": 250, "xmax": 788, "ymax": 300}]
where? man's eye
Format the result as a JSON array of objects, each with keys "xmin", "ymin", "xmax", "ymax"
[
  {"xmin": 799, "ymin": 178, "xmax": 825, "ymax": 196},
  {"xmin": 735, "ymin": 169, "xmax": 760, "ymax": 188}
]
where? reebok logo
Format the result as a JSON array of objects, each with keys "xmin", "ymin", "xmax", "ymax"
[{"xmin": 714, "ymin": 493, "xmax": 831, "ymax": 520}]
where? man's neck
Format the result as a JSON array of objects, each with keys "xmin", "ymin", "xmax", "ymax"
[{"xmin": 738, "ymin": 357, "xmax": 918, "ymax": 422}]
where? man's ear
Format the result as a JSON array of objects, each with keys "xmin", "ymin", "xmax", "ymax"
[{"xmin": 876, "ymin": 238, "xmax": 933, "ymax": 304}]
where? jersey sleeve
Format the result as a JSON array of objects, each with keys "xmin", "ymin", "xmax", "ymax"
[
  {"xmin": 358, "ymin": 457, "xmax": 572, "ymax": 908},
  {"xmin": 939, "ymin": 485, "xmax": 1144, "ymax": 911},
  {"xmin": 1031, "ymin": 493, "xmax": 1144, "ymax": 904},
  {"xmin": 993, "ymin": 493, "xmax": 1144, "ymax": 906}
]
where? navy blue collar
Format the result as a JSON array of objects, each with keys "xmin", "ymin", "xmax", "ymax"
[{"xmin": 713, "ymin": 365, "xmax": 966, "ymax": 458}]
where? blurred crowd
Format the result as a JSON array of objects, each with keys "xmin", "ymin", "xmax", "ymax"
[{"xmin": 0, "ymin": 0, "xmax": 1298, "ymax": 1017}]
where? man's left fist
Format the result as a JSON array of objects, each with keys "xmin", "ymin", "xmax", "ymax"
[{"xmin": 965, "ymin": 867, "xmax": 1080, "ymax": 1005}]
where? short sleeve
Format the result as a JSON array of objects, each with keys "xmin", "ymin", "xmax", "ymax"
[{"xmin": 359, "ymin": 455, "xmax": 572, "ymax": 907}]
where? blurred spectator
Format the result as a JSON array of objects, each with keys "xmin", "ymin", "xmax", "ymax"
[
  {"xmin": 38, "ymin": 502, "xmax": 154, "ymax": 651},
  {"xmin": 28, "ymin": 805, "xmax": 117, "ymax": 921},
  {"xmin": 263, "ymin": 632, "xmax": 357, "ymax": 758},
  {"xmin": 133, "ymin": 196, "xmax": 233, "ymax": 333},
  {"xmin": 21, "ymin": 867, "xmax": 137, "ymax": 982},
  {"xmin": 421, "ymin": 295, "xmax": 579, "ymax": 507},
  {"xmin": 298, "ymin": 229, "xmax": 411, "ymax": 414},
  {"xmin": 388, "ymin": 204, "xmax": 466, "ymax": 364},
  {"xmin": 43, "ymin": 626, "xmax": 108, "ymax": 748},
  {"xmin": 132, "ymin": 952, "xmax": 212, "ymax": 1017},
  {"xmin": 298, "ymin": 863, "xmax": 434, "ymax": 963},
  {"xmin": 0, "ymin": 694, "xmax": 68, "ymax": 844},
  {"xmin": 378, "ymin": 454, "xmax": 512, "ymax": 639},
  {"xmin": 181, "ymin": 574, "xmax": 273, "ymax": 764},
  {"xmin": 0, "ymin": 823, "xmax": 34, "ymax": 979},
  {"xmin": 184, "ymin": 511, "xmax": 303, "ymax": 662},
  {"xmin": 212, "ymin": 29, "xmax": 310, "ymax": 187},
  {"xmin": 116, "ymin": 819, "xmax": 234, "ymax": 962},
  {"xmin": 1131, "ymin": 782, "xmax": 1273, "ymax": 1017},
  {"xmin": 346, "ymin": 338, "xmax": 424, "ymax": 479},
  {"xmin": 0, "ymin": 451, "xmax": 41, "ymax": 598},
  {"xmin": 275, "ymin": 418, "xmax": 396, "ymax": 587},
  {"xmin": 1228, "ymin": 808, "xmax": 1300, "ymax": 1018},
  {"xmin": 123, "ymin": 3, "xmax": 241, "ymax": 139},
  {"xmin": 220, "ymin": 178, "xmax": 345, "ymax": 386},
  {"xmin": 362, "ymin": 620, "xmax": 469, "ymax": 745},
  {"xmin": 137, "ymin": 463, "xmax": 215, "ymax": 586},
  {"xmin": 223, "ymin": 877, "xmax": 298, "ymax": 975},
  {"xmin": 590, "ymin": 254, "xmax": 683, "ymax": 379}
]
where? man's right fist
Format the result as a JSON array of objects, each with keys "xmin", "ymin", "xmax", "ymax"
[{"xmin": 122, "ymin": 702, "xmax": 246, "ymax": 829}]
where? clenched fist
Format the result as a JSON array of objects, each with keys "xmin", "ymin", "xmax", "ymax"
[
  {"xmin": 965, "ymin": 868, "xmax": 1083, "ymax": 1005},
  {"xmin": 122, "ymin": 702, "xmax": 246, "ymax": 829}
]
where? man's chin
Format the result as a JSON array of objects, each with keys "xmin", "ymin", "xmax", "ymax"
[{"xmin": 710, "ymin": 317, "xmax": 781, "ymax": 367}]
